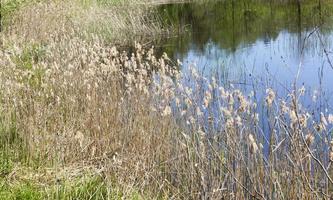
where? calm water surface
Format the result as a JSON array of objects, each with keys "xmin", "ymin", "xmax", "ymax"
[{"xmin": 156, "ymin": 1, "xmax": 333, "ymax": 105}]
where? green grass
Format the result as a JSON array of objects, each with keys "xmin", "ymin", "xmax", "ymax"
[
  {"xmin": 51, "ymin": 176, "xmax": 108, "ymax": 200},
  {"xmin": 1, "ymin": 0, "xmax": 40, "ymax": 20},
  {"xmin": 0, "ymin": 173, "xmax": 147, "ymax": 199},
  {"xmin": 11, "ymin": 44, "xmax": 47, "ymax": 88},
  {"xmin": 0, "ymin": 181, "xmax": 43, "ymax": 200}
]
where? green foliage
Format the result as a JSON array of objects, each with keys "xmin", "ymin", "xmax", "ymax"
[
  {"xmin": 53, "ymin": 176, "xmax": 109, "ymax": 200},
  {"xmin": 0, "ymin": 113, "xmax": 26, "ymax": 176},
  {"xmin": 12, "ymin": 44, "xmax": 47, "ymax": 88},
  {"xmin": 1, "ymin": 0, "xmax": 27, "ymax": 16},
  {"xmin": 0, "ymin": 181, "xmax": 43, "ymax": 200},
  {"xmin": 1, "ymin": 0, "xmax": 42, "ymax": 27},
  {"xmin": 14, "ymin": 44, "xmax": 47, "ymax": 69},
  {"xmin": 53, "ymin": 176, "xmax": 147, "ymax": 200},
  {"xmin": 0, "ymin": 175, "xmax": 147, "ymax": 200},
  {"xmin": 159, "ymin": 0, "xmax": 333, "ymax": 56}
]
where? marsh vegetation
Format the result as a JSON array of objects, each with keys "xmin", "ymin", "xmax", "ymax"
[{"xmin": 1, "ymin": 0, "xmax": 333, "ymax": 199}]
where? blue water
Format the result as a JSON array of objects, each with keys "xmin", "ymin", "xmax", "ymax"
[{"xmin": 157, "ymin": 1, "xmax": 333, "ymax": 107}]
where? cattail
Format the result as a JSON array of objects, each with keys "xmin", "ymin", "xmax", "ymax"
[
  {"xmin": 235, "ymin": 115, "xmax": 242, "ymax": 126},
  {"xmin": 305, "ymin": 134, "xmax": 314, "ymax": 146},
  {"xmin": 249, "ymin": 134, "xmax": 255, "ymax": 143},
  {"xmin": 225, "ymin": 118, "xmax": 234, "ymax": 129},
  {"xmin": 203, "ymin": 90, "xmax": 212, "ymax": 108},
  {"xmin": 249, "ymin": 134, "xmax": 258, "ymax": 154},
  {"xmin": 315, "ymin": 123, "xmax": 325, "ymax": 132},
  {"xmin": 211, "ymin": 77, "xmax": 217, "ymax": 88},
  {"xmin": 265, "ymin": 88, "xmax": 275, "ymax": 107},
  {"xmin": 299, "ymin": 114, "xmax": 308, "ymax": 128},
  {"xmin": 289, "ymin": 110, "xmax": 297, "ymax": 124},
  {"xmin": 75, "ymin": 131, "xmax": 85, "ymax": 149},
  {"xmin": 177, "ymin": 59, "xmax": 182, "ymax": 66},
  {"xmin": 280, "ymin": 100, "xmax": 289, "ymax": 114},
  {"xmin": 221, "ymin": 107, "xmax": 232, "ymax": 119},
  {"xmin": 184, "ymin": 98, "xmax": 192, "ymax": 107},
  {"xmin": 162, "ymin": 106, "xmax": 171, "ymax": 116},
  {"xmin": 328, "ymin": 114, "xmax": 333, "ymax": 124},
  {"xmin": 219, "ymin": 87, "xmax": 228, "ymax": 99},
  {"xmin": 237, "ymin": 93, "xmax": 248, "ymax": 112}
]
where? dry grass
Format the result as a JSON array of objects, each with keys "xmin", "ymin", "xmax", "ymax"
[
  {"xmin": 2, "ymin": 0, "xmax": 170, "ymax": 45},
  {"xmin": 1, "ymin": 0, "xmax": 333, "ymax": 199}
]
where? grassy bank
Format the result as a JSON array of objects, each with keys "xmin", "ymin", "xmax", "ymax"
[
  {"xmin": 2, "ymin": 39, "xmax": 333, "ymax": 199},
  {"xmin": 1, "ymin": 0, "xmax": 171, "ymax": 45},
  {"xmin": 1, "ymin": 0, "xmax": 333, "ymax": 199}
]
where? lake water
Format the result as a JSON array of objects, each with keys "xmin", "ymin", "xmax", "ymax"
[{"xmin": 156, "ymin": 0, "xmax": 333, "ymax": 106}]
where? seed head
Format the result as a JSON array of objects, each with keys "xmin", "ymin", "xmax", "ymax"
[
  {"xmin": 265, "ymin": 88, "xmax": 275, "ymax": 107},
  {"xmin": 305, "ymin": 134, "xmax": 314, "ymax": 146}
]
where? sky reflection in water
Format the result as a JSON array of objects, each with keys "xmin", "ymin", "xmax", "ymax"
[{"xmin": 156, "ymin": 1, "xmax": 333, "ymax": 107}]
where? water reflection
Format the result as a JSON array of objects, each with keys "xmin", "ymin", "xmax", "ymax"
[{"xmin": 156, "ymin": 0, "xmax": 333, "ymax": 99}]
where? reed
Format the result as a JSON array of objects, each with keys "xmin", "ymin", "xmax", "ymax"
[
  {"xmin": 1, "ymin": 0, "xmax": 170, "ymax": 45},
  {"xmin": 0, "ymin": 0, "xmax": 333, "ymax": 199}
]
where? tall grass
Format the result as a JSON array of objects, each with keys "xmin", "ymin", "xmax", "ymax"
[
  {"xmin": 1, "ymin": 0, "xmax": 171, "ymax": 46},
  {"xmin": 1, "ymin": 0, "xmax": 333, "ymax": 199},
  {"xmin": 1, "ymin": 39, "xmax": 333, "ymax": 199}
]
